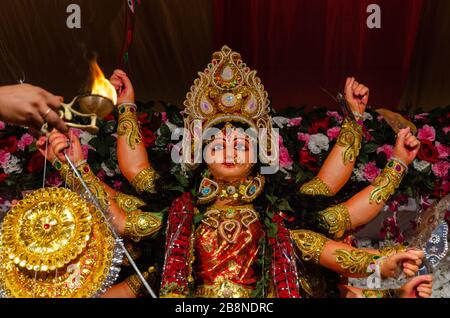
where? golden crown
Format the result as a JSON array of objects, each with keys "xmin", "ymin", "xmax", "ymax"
[{"xmin": 183, "ymin": 45, "xmax": 272, "ymax": 134}]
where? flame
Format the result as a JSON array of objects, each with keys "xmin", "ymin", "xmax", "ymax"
[{"xmin": 90, "ymin": 61, "xmax": 117, "ymax": 105}]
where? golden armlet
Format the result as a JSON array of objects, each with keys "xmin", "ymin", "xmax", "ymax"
[
  {"xmin": 333, "ymin": 249, "xmax": 380, "ymax": 276},
  {"xmin": 54, "ymin": 160, "xmax": 110, "ymax": 210},
  {"xmin": 290, "ymin": 230, "xmax": 328, "ymax": 265},
  {"xmin": 299, "ymin": 177, "xmax": 334, "ymax": 196},
  {"xmin": 370, "ymin": 159, "xmax": 406, "ymax": 204},
  {"xmin": 124, "ymin": 210, "xmax": 162, "ymax": 242},
  {"xmin": 336, "ymin": 117, "xmax": 363, "ymax": 165},
  {"xmin": 114, "ymin": 192, "xmax": 146, "ymax": 212},
  {"xmin": 362, "ymin": 289, "xmax": 400, "ymax": 298},
  {"xmin": 125, "ymin": 266, "xmax": 157, "ymax": 297},
  {"xmin": 317, "ymin": 204, "xmax": 352, "ymax": 240},
  {"xmin": 378, "ymin": 244, "xmax": 407, "ymax": 257},
  {"xmin": 130, "ymin": 167, "xmax": 158, "ymax": 194},
  {"xmin": 118, "ymin": 103, "xmax": 142, "ymax": 150}
]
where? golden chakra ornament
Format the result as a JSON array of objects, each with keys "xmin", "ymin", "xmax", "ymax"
[{"xmin": 0, "ymin": 187, "xmax": 123, "ymax": 298}]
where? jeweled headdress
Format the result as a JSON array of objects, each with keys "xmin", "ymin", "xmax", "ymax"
[{"xmin": 182, "ymin": 46, "xmax": 277, "ymax": 170}]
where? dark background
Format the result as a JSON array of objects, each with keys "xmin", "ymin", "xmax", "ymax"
[{"xmin": 0, "ymin": 0, "xmax": 449, "ymax": 112}]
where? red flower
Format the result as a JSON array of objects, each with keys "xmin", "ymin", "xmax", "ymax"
[
  {"xmin": 27, "ymin": 152, "xmax": 45, "ymax": 173},
  {"xmin": 0, "ymin": 136, "xmax": 18, "ymax": 153},
  {"xmin": 417, "ymin": 140, "xmax": 439, "ymax": 163},
  {"xmin": 0, "ymin": 173, "xmax": 8, "ymax": 183},
  {"xmin": 138, "ymin": 113, "xmax": 150, "ymax": 125},
  {"xmin": 308, "ymin": 117, "xmax": 330, "ymax": 134},
  {"xmin": 103, "ymin": 114, "xmax": 115, "ymax": 121},
  {"xmin": 298, "ymin": 149, "xmax": 318, "ymax": 172},
  {"xmin": 141, "ymin": 127, "xmax": 156, "ymax": 147}
]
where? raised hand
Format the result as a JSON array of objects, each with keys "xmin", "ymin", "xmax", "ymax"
[
  {"xmin": 344, "ymin": 77, "xmax": 369, "ymax": 117},
  {"xmin": 109, "ymin": 69, "xmax": 135, "ymax": 105},
  {"xmin": 393, "ymin": 127, "xmax": 421, "ymax": 165},
  {"xmin": 36, "ymin": 129, "xmax": 84, "ymax": 165},
  {"xmin": 380, "ymin": 249, "xmax": 424, "ymax": 278}
]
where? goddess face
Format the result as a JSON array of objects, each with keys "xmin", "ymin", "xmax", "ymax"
[{"xmin": 204, "ymin": 127, "xmax": 256, "ymax": 182}]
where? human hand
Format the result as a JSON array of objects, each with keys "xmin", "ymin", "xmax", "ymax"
[
  {"xmin": 344, "ymin": 77, "xmax": 369, "ymax": 117},
  {"xmin": 398, "ymin": 275, "xmax": 433, "ymax": 298},
  {"xmin": 109, "ymin": 69, "xmax": 135, "ymax": 104},
  {"xmin": 0, "ymin": 84, "xmax": 68, "ymax": 135},
  {"xmin": 393, "ymin": 127, "xmax": 420, "ymax": 165},
  {"xmin": 380, "ymin": 249, "xmax": 424, "ymax": 278},
  {"xmin": 36, "ymin": 129, "xmax": 84, "ymax": 165}
]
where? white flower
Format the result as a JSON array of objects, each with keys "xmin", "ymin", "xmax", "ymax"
[
  {"xmin": 101, "ymin": 162, "xmax": 115, "ymax": 177},
  {"xmin": 353, "ymin": 163, "xmax": 366, "ymax": 182},
  {"xmin": 79, "ymin": 131, "xmax": 94, "ymax": 145},
  {"xmin": 2, "ymin": 155, "xmax": 22, "ymax": 174},
  {"xmin": 307, "ymin": 133, "xmax": 329, "ymax": 154},
  {"xmin": 364, "ymin": 112, "xmax": 373, "ymax": 121},
  {"xmin": 413, "ymin": 159, "xmax": 431, "ymax": 172},
  {"xmin": 272, "ymin": 116, "xmax": 290, "ymax": 128},
  {"xmin": 166, "ymin": 121, "xmax": 179, "ymax": 133},
  {"xmin": 0, "ymin": 200, "xmax": 11, "ymax": 213}
]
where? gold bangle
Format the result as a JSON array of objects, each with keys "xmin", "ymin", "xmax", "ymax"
[
  {"xmin": 370, "ymin": 159, "xmax": 406, "ymax": 204},
  {"xmin": 317, "ymin": 204, "xmax": 352, "ymax": 240},
  {"xmin": 118, "ymin": 103, "xmax": 142, "ymax": 150},
  {"xmin": 378, "ymin": 244, "xmax": 407, "ymax": 257},
  {"xmin": 333, "ymin": 249, "xmax": 379, "ymax": 276},
  {"xmin": 336, "ymin": 117, "xmax": 363, "ymax": 165},
  {"xmin": 124, "ymin": 210, "xmax": 162, "ymax": 242},
  {"xmin": 114, "ymin": 192, "xmax": 146, "ymax": 212},
  {"xmin": 362, "ymin": 289, "xmax": 400, "ymax": 298},
  {"xmin": 290, "ymin": 230, "xmax": 328, "ymax": 265},
  {"xmin": 299, "ymin": 177, "xmax": 334, "ymax": 196},
  {"xmin": 130, "ymin": 167, "xmax": 157, "ymax": 194}
]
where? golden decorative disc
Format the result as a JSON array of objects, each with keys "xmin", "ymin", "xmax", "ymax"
[
  {"xmin": 1, "ymin": 187, "xmax": 92, "ymax": 272},
  {"xmin": 0, "ymin": 188, "xmax": 117, "ymax": 298}
]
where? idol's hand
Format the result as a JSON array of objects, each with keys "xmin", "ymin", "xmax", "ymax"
[
  {"xmin": 398, "ymin": 275, "xmax": 433, "ymax": 298},
  {"xmin": 344, "ymin": 77, "xmax": 369, "ymax": 117},
  {"xmin": 110, "ymin": 69, "xmax": 135, "ymax": 104},
  {"xmin": 393, "ymin": 127, "xmax": 420, "ymax": 165},
  {"xmin": 380, "ymin": 249, "xmax": 423, "ymax": 278},
  {"xmin": 36, "ymin": 129, "xmax": 84, "ymax": 165}
]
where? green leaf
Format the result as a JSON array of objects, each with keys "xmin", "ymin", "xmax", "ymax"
[
  {"xmin": 364, "ymin": 142, "xmax": 378, "ymax": 153},
  {"xmin": 193, "ymin": 213, "xmax": 204, "ymax": 224}
]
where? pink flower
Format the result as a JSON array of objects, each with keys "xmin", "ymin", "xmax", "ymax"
[
  {"xmin": 0, "ymin": 121, "xmax": 5, "ymax": 130},
  {"xmin": 96, "ymin": 169, "xmax": 106, "ymax": 181},
  {"xmin": 444, "ymin": 126, "xmax": 450, "ymax": 134},
  {"xmin": 414, "ymin": 113, "xmax": 429, "ymax": 121},
  {"xmin": 297, "ymin": 132, "xmax": 310, "ymax": 148},
  {"xmin": 278, "ymin": 136, "xmax": 293, "ymax": 168},
  {"xmin": 417, "ymin": 125, "xmax": 436, "ymax": 142},
  {"xmin": 17, "ymin": 133, "xmax": 35, "ymax": 151},
  {"xmin": 81, "ymin": 145, "xmax": 90, "ymax": 159},
  {"xmin": 432, "ymin": 161, "xmax": 449, "ymax": 179},
  {"xmin": 326, "ymin": 127, "xmax": 341, "ymax": 140},
  {"xmin": 363, "ymin": 161, "xmax": 381, "ymax": 182},
  {"xmin": 376, "ymin": 144, "xmax": 394, "ymax": 160},
  {"xmin": 69, "ymin": 128, "xmax": 82, "ymax": 138},
  {"xmin": 326, "ymin": 111, "xmax": 343, "ymax": 123},
  {"xmin": 435, "ymin": 142, "xmax": 450, "ymax": 159},
  {"xmin": 161, "ymin": 112, "xmax": 168, "ymax": 123},
  {"xmin": 113, "ymin": 180, "xmax": 122, "ymax": 190},
  {"xmin": 288, "ymin": 117, "xmax": 302, "ymax": 127},
  {"xmin": 45, "ymin": 173, "xmax": 63, "ymax": 187},
  {"xmin": 0, "ymin": 150, "xmax": 11, "ymax": 167}
]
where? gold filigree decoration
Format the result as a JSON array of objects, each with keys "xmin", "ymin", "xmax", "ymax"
[
  {"xmin": 370, "ymin": 159, "xmax": 406, "ymax": 204},
  {"xmin": 1, "ymin": 187, "xmax": 92, "ymax": 272},
  {"xmin": 378, "ymin": 244, "xmax": 407, "ymax": 257},
  {"xmin": 333, "ymin": 249, "xmax": 379, "ymax": 275},
  {"xmin": 125, "ymin": 266, "xmax": 157, "ymax": 297},
  {"xmin": 194, "ymin": 276, "xmax": 253, "ymax": 298},
  {"xmin": 124, "ymin": 210, "xmax": 162, "ymax": 242},
  {"xmin": 114, "ymin": 192, "xmax": 146, "ymax": 213},
  {"xmin": 290, "ymin": 230, "xmax": 328, "ymax": 265},
  {"xmin": 317, "ymin": 204, "xmax": 352, "ymax": 240},
  {"xmin": 336, "ymin": 117, "xmax": 363, "ymax": 165},
  {"xmin": 0, "ymin": 189, "xmax": 116, "ymax": 298},
  {"xmin": 117, "ymin": 103, "xmax": 142, "ymax": 150},
  {"xmin": 299, "ymin": 177, "xmax": 334, "ymax": 196},
  {"xmin": 362, "ymin": 289, "xmax": 399, "ymax": 298},
  {"xmin": 130, "ymin": 167, "xmax": 157, "ymax": 194}
]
